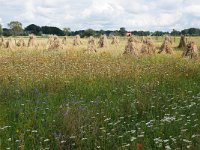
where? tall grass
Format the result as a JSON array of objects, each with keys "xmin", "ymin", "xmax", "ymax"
[{"xmin": 0, "ymin": 37, "xmax": 200, "ymax": 150}]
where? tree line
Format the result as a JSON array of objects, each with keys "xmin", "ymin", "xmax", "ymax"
[{"xmin": 0, "ymin": 21, "xmax": 200, "ymax": 37}]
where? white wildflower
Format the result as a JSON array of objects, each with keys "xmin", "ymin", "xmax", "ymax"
[
  {"xmin": 165, "ymin": 145, "xmax": 171, "ymax": 150},
  {"xmin": 44, "ymin": 139, "xmax": 50, "ymax": 142},
  {"xmin": 130, "ymin": 137, "xmax": 136, "ymax": 141}
]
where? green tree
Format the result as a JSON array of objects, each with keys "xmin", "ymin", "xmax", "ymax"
[
  {"xmin": 41, "ymin": 26, "xmax": 65, "ymax": 36},
  {"xmin": 152, "ymin": 31, "xmax": 164, "ymax": 36},
  {"xmin": 119, "ymin": 27, "xmax": 126, "ymax": 36},
  {"xmin": 25, "ymin": 24, "xmax": 41, "ymax": 35},
  {"xmin": 63, "ymin": 27, "xmax": 71, "ymax": 36},
  {"xmin": 83, "ymin": 29, "xmax": 96, "ymax": 37},
  {"xmin": 181, "ymin": 29, "xmax": 188, "ymax": 35},
  {"xmin": 171, "ymin": 29, "xmax": 181, "ymax": 36},
  {"xmin": 8, "ymin": 21, "xmax": 23, "ymax": 36},
  {"xmin": 0, "ymin": 24, "xmax": 3, "ymax": 35},
  {"xmin": 99, "ymin": 30, "xmax": 105, "ymax": 35},
  {"xmin": 188, "ymin": 28, "xmax": 200, "ymax": 36}
]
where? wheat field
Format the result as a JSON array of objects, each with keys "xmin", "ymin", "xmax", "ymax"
[{"xmin": 0, "ymin": 36, "xmax": 200, "ymax": 150}]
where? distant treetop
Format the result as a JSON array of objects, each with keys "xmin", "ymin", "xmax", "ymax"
[{"xmin": 1, "ymin": 21, "xmax": 200, "ymax": 36}]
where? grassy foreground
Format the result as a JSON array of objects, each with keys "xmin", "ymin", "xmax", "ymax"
[{"xmin": 0, "ymin": 37, "xmax": 200, "ymax": 150}]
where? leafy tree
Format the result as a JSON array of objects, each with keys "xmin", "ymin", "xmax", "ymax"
[
  {"xmin": 95, "ymin": 30, "xmax": 105, "ymax": 37},
  {"xmin": 132, "ymin": 31, "xmax": 151, "ymax": 36},
  {"xmin": 3, "ymin": 28, "xmax": 12, "ymax": 36},
  {"xmin": 181, "ymin": 28, "xmax": 200, "ymax": 36},
  {"xmin": 119, "ymin": 27, "xmax": 126, "ymax": 36},
  {"xmin": 8, "ymin": 21, "xmax": 23, "ymax": 36},
  {"xmin": 181, "ymin": 29, "xmax": 189, "ymax": 35},
  {"xmin": 99, "ymin": 30, "xmax": 105, "ymax": 35},
  {"xmin": 188, "ymin": 28, "xmax": 200, "ymax": 36},
  {"xmin": 25, "ymin": 24, "xmax": 41, "ymax": 35},
  {"xmin": 63, "ymin": 27, "xmax": 71, "ymax": 36},
  {"xmin": 83, "ymin": 29, "xmax": 96, "ymax": 37},
  {"xmin": 71, "ymin": 30, "xmax": 85, "ymax": 37},
  {"xmin": 0, "ymin": 24, "xmax": 3, "ymax": 35},
  {"xmin": 41, "ymin": 26, "xmax": 65, "ymax": 36},
  {"xmin": 152, "ymin": 31, "xmax": 165, "ymax": 36},
  {"xmin": 110, "ymin": 31, "xmax": 120, "ymax": 36},
  {"xmin": 104, "ymin": 30, "xmax": 112, "ymax": 36},
  {"xmin": 171, "ymin": 29, "xmax": 181, "ymax": 36}
]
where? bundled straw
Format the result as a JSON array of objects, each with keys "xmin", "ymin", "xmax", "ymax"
[
  {"xmin": 87, "ymin": 36, "xmax": 97, "ymax": 53},
  {"xmin": 73, "ymin": 35, "xmax": 82, "ymax": 46},
  {"xmin": 182, "ymin": 41, "xmax": 199, "ymax": 59},
  {"xmin": 141, "ymin": 37, "xmax": 155, "ymax": 54},
  {"xmin": 123, "ymin": 37, "xmax": 139, "ymax": 56},
  {"xmin": 158, "ymin": 35, "xmax": 173, "ymax": 54},
  {"xmin": 111, "ymin": 36, "xmax": 119, "ymax": 45},
  {"xmin": 15, "ymin": 38, "xmax": 26, "ymax": 47},
  {"xmin": 4, "ymin": 38, "xmax": 13, "ymax": 49},
  {"xmin": 48, "ymin": 35, "xmax": 63, "ymax": 50},
  {"xmin": 62, "ymin": 37, "xmax": 67, "ymax": 45},
  {"xmin": 98, "ymin": 35, "xmax": 108, "ymax": 48},
  {"xmin": 178, "ymin": 35, "xmax": 186, "ymax": 48},
  {"xmin": 28, "ymin": 34, "xmax": 36, "ymax": 47}
]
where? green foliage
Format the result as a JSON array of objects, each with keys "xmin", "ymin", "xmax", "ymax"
[
  {"xmin": 41, "ymin": 26, "xmax": 65, "ymax": 36},
  {"xmin": 5, "ymin": 22, "xmax": 200, "ymax": 37},
  {"xmin": 181, "ymin": 28, "xmax": 200, "ymax": 36},
  {"xmin": 171, "ymin": 29, "xmax": 181, "ymax": 36},
  {"xmin": 0, "ymin": 42, "xmax": 200, "ymax": 149},
  {"xmin": 0, "ymin": 24, "xmax": 3, "ymax": 35},
  {"xmin": 82, "ymin": 28, "xmax": 96, "ymax": 37},
  {"xmin": 119, "ymin": 27, "xmax": 126, "ymax": 36},
  {"xmin": 152, "ymin": 31, "xmax": 166, "ymax": 36},
  {"xmin": 132, "ymin": 30, "xmax": 151, "ymax": 36},
  {"xmin": 99, "ymin": 29, "xmax": 106, "ymax": 36},
  {"xmin": 2, "ymin": 22, "xmax": 200, "ymax": 37},
  {"xmin": 7, "ymin": 21, "xmax": 23, "ymax": 36},
  {"xmin": 25, "ymin": 24, "xmax": 41, "ymax": 35},
  {"xmin": 63, "ymin": 27, "xmax": 71, "ymax": 36},
  {"xmin": 2, "ymin": 28, "xmax": 12, "ymax": 37}
]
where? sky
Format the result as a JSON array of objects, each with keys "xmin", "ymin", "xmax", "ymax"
[{"xmin": 0, "ymin": 0, "xmax": 200, "ymax": 31}]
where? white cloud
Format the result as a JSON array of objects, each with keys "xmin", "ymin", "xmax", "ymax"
[
  {"xmin": 184, "ymin": 5, "xmax": 200, "ymax": 17},
  {"xmin": 0, "ymin": 0, "xmax": 200, "ymax": 31}
]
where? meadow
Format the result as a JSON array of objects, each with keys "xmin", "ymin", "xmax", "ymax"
[{"xmin": 0, "ymin": 36, "xmax": 200, "ymax": 150}]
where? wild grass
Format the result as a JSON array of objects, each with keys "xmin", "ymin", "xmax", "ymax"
[{"xmin": 0, "ymin": 36, "xmax": 200, "ymax": 150}]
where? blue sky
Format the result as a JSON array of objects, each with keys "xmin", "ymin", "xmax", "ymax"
[{"xmin": 0, "ymin": 0, "xmax": 200, "ymax": 31}]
